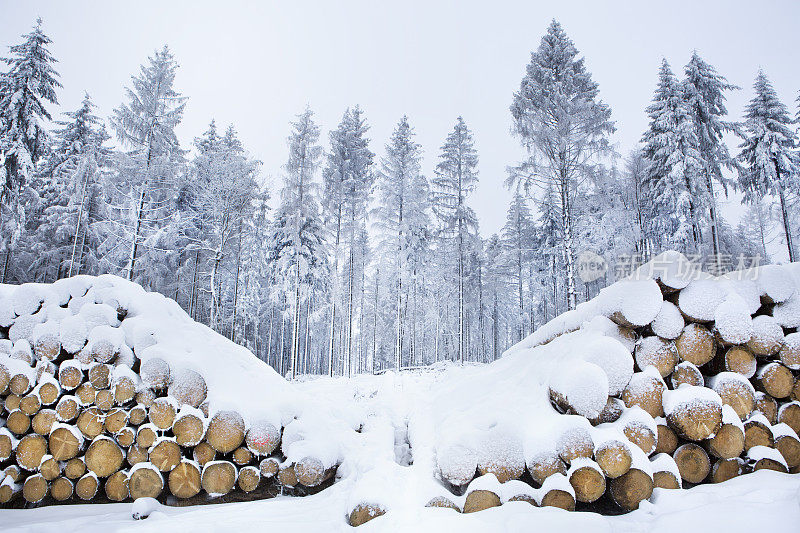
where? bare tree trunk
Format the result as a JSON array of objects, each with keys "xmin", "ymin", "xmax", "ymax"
[
  {"xmin": 775, "ymin": 165, "xmax": 796, "ymax": 262},
  {"xmin": 327, "ymin": 206, "xmax": 342, "ymax": 377},
  {"xmin": 231, "ymin": 221, "xmax": 243, "ymax": 342},
  {"xmin": 371, "ymin": 268, "xmax": 379, "ymax": 375}
]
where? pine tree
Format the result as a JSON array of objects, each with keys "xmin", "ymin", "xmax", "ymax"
[
  {"xmin": 501, "ymin": 193, "xmax": 534, "ymax": 342},
  {"xmin": 0, "ymin": 18, "xmax": 61, "ymax": 280},
  {"xmin": 27, "ymin": 93, "xmax": 109, "ymax": 280},
  {"xmin": 683, "ymin": 52, "xmax": 738, "ymax": 257},
  {"xmin": 432, "ymin": 117, "xmax": 479, "ymax": 364},
  {"xmin": 109, "ymin": 45, "xmax": 187, "ymax": 282},
  {"xmin": 321, "ymin": 107, "xmax": 374, "ymax": 376},
  {"xmin": 509, "ymin": 20, "xmax": 614, "ymax": 310},
  {"xmin": 273, "ymin": 108, "xmax": 326, "ymax": 378},
  {"xmin": 641, "ymin": 59, "xmax": 705, "ymax": 254},
  {"xmin": 373, "ymin": 116, "xmax": 429, "ymax": 370},
  {"xmin": 737, "ymin": 71, "xmax": 799, "ymax": 261}
]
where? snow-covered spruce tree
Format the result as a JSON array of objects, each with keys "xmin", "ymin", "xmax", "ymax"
[
  {"xmin": 0, "ymin": 18, "xmax": 61, "ymax": 281},
  {"xmin": 737, "ymin": 71, "xmax": 799, "ymax": 261},
  {"xmin": 184, "ymin": 125, "xmax": 261, "ymax": 334},
  {"xmin": 272, "ymin": 108, "xmax": 326, "ymax": 378},
  {"xmin": 641, "ymin": 59, "xmax": 706, "ymax": 255},
  {"xmin": 372, "ymin": 116, "xmax": 430, "ymax": 371},
  {"xmin": 509, "ymin": 20, "xmax": 614, "ymax": 310},
  {"xmin": 624, "ymin": 149, "xmax": 653, "ymax": 257},
  {"xmin": 26, "ymin": 93, "xmax": 110, "ymax": 281},
  {"xmin": 108, "ymin": 45, "xmax": 187, "ymax": 283},
  {"xmin": 482, "ymin": 234, "xmax": 511, "ymax": 361},
  {"xmin": 683, "ymin": 52, "xmax": 738, "ymax": 257},
  {"xmin": 431, "ymin": 116, "xmax": 479, "ymax": 364},
  {"xmin": 533, "ymin": 183, "xmax": 564, "ymax": 321},
  {"xmin": 321, "ymin": 106, "xmax": 374, "ymax": 376},
  {"xmin": 501, "ymin": 192, "xmax": 535, "ymax": 343}
]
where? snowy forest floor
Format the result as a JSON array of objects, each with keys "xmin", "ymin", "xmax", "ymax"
[{"xmin": 4, "ymin": 363, "xmax": 800, "ymax": 532}]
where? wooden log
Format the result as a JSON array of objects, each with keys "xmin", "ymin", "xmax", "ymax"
[
  {"xmin": 23, "ymin": 473, "xmax": 48, "ymax": 503},
  {"xmin": 173, "ymin": 411, "xmax": 205, "ymax": 447},
  {"xmin": 136, "ymin": 424, "xmax": 158, "ymax": 448},
  {"xmin": 675, "ymin": 323, "xmax": 716, "ymax": 367},
  {"xmin": 129, "ymin": 463, "xmax": 164, "ymax": 499},
  {"xmin": 594, "ymin": 440, "xmax": 632, "ymax": 479},
  {"xmin": 792, "ymin": 381, "xmax": 800, "ymax": 403},
  {"xmin": 780, "ymin": 333, "xmax": 800, "ymax": 369},
  {"xmin": 55, "ymin": 395, "xmax": 79, "ymax": 422},
  {"xmin": 20, "ymin": 391, "xmax": 41, "ymax": 415},
  {"xmin": 113, "ymin": 375, "xmax": 136, "ymax": 405},
  {"xmin": 670, "ymin": 361, "xmax": 704, "ymax": 389},
  {"xmin": 0, "ymin": 429, "xmax": 14, "ymax": 461},
  {"xmin": 7, "ymin": 409, "xmax": 31, "ymax": 435},
  {"xmin": 192, "ymin": 442, "xmax": 216, "ymax": 467},
  {"xmin": 277, "ymin": 463, "xmax": 297, "ymax": 487},
  {"xmin": 126, "ymin": 444, "xmax": 148, "ymax": 467},
  {"xmin": 116, "ymin": 426, "xmax": 135, "ymax": 447},
  {"xmin": 76, "ymin": 472, "xmax": 98, "ymax": 500},
  {"xmin": 463, "ymin": 489, "xmax": 501, "ymax": 513},
  {"xmin": 652, "ymin": 470, "xmax": 680, "ymax": 489},
  {"xmin": 4, "ymin": 464, "xmax": 22, "ymax": 482},
  {"xmin": 35, "ymin": 360, "xmax": 57, "ymax": 383},
  {"xmin": 665, "ymin": 389, "xmax": 722, "ymax": 441},
  {"xmin": 140, "ymin": 358, "xmax": 170, "ymax": 391},
  {"xmin": 609, "ymin": 467, "xmax": 653, "ymax": 511},
  {"xmin": 149, "ymin": 438, "xmax": 181, "ymax": 472},
  {"xmin": 747, "ymin": 315, "xmax": 784, "ymax": 356},
  {"xmin": 651, "ymin": 456, "xmax": 681, "ymax": 489},
  {"xmin": 50, "ymin": 424, "xmax": 84, "ymax": 461},
  {"xmin": 710, "ymin": 457, "xmax": 741, "ymax": 483},
  {"xmin": 0, "ymin": 479, "xmax": 21, "ymax": 503},
  {"xmin": 706, "ymin": 420, "xmax": 745, "ymax": 459},
  {"xmin": 744, "ymin": 416, "xmax": 775, "ymax": 451},
  {"xmin": 168, "ymin": 368, "xmax": 207, "ymax": 408},
  {"xmin": 4, "ymin": 393, "xmax": 21, "ymax": 413},
  {"xmin": 349, "ymin": 504, "xmax": 386, "ymax": 526},
  {"xmin": 16, "ymin": 433, "xmax": 48, "ymax": 470},
  {"xmin": 568, "ymin": 460, "xmax": 606, "ymax": 503},
  {"xmin": 635, "ymin": 337, "xmax": 678, "ymax": 377},
  {"xmin": 128, "ymin": 404, "xmax": 148, "ymax": 426},
  {"xmin": 201, "ymin": 460, "xmax": 236, "ymax": 496},
  {"xmin": 673, "ymin": 443, "xmax": 710, "ymax": 484},
  {"xmin": 77, "ymin": 407, "xmax": 104, "ymax": 439},
  {"xmin": 37, "ymin": 380, "xmax": 60, "ymax": 406},
  {"xmin": 149, "ymin": 397, "xmax": 177, "ymax": 430},
  {"xmin": 655, "ymin": 421, "xmax": 679, "ymax": 455},
  {"xmin": 754, "ymin": 392, "xmax": 778, "ymax": 424},
  {"xmin": 85, "ymin": 436, "xmax": 124, "ymax": 477},
  {"xmin": 237, "ymin": 465, "xmax": 261, "ymax": 493},
  {"xmin": 773, "ymin": 425, "xmax": 800, "ymax": 468},
  {"xmin": 88, "ymin": 363, "xmax": 111, "ymax": 389},
  {"xmin": 708, "ymin": 373, "xmax": 755, "ymax": 420},
  {"xmin": 295, "ymin": 456, "xmax": 336, "ymax": 487},
  {"xmin": 0, "ymin": 359, "xmax": 10, "ymax": 394},
  {"xmin": 747, "ymin": 446, "xmax": 789, "ymax": 473},
  {"xmin": 206, "ymin": 410, "xmax": 245, "ymax": 453},
  {"xmin": 105, "ymin": 469, "xmax": 129, "ymax": 501},
  {"xmin": 539, "ymin": 486, "xmax": 575, "ymax": 510},
  {"xmin": 58, "ymin": 362, "xmax": 83, "ymax": 391},
  {"xmin": 245, "ymin": 420, "xmax": 280, "ymax": 456},
  {"xmin": 95, "ymin": 389, "xmax": 114, "ymax": 411},
  {"xmin": 9, "ymin": 372, "xmax": 32, "ymax": 396},
  {"xmin": 51, "ymin": 476, "xmax": 73, "ymax": 501},
  {"xmin": 39, "ymin": 455, "xmax": 60, "ymax": 481},
  {"xmin": 64, "ymin": 457, "xmax": 86, "ymax": 480},
  {"xmin": 232, "ymin": 446, "xmax": 253, "ymax": 466},
  {"xmin": 526, "ymin": 451, "xmax": 567, "ymax": 486},
  {"xmin": 104, "ymin": 408, "xmax": 128, "ymax": 434},
  {"xmin": 425, "ymin": 496, "xmax": 461, "ymax": 511},
  {"xmin": 259, "ymin": 457, "xmax": 279, "ymax": 478},
  {"xmin": 589, "ymin": 398, "xmax": 624, "ymax": 426},
  {"xmin": 622, "ymin": 370, "xmax": 665, "ymax": 418},
  {"xmin": 778, "ymin": 402, "xmax": 800, "ymax": 435},
  {"xmin": 168, "ymin": 460, "xmax": 201, "ymax": 499},
  {"xmin": 135, "ymin": 389, "xmax": 156, "ymax": 408},
  {"xmin": 557, "ymin": 424, "xmax": 594, "ymax": 464},
  {"xmin": 621, "ymin": 415, "xmax": 658, "ymax": 456},
  {"xmin": 755, "ymin": 363, "xmax": 794, "ymax": 399},
  {"xmin": 75, "ymin": 382, "xmax": 96, "ymax": 406},
  {"xmin": 714, "ymin": 346, "xmax": 757, "ymax": 378}
]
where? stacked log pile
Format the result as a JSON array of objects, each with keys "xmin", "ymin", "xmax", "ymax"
[
  {"xmin": 0, "ymin": 281, "xmax": 335, "ymax": 508},
  {"xmin": 406, "ymin": 260, "xmax": 800, "ymax": 527}
]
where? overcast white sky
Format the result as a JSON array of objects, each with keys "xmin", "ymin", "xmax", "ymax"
[{"xmin": 2, "ymin": 1, "xmax": 799, "ymax": 236}]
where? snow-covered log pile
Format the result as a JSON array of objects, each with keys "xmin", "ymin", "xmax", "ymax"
[
  {"xmin": 0, "ymin": 275, "xmax": 349, "ymax": 508},
  {"xmin": 396, "ymin": 251, "xmax": 800, "ymax": 526}
]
